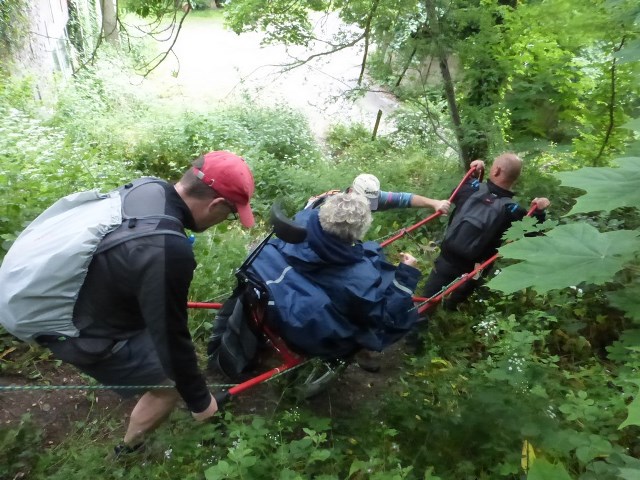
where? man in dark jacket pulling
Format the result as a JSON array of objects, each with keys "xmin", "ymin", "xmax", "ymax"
[
  {"xmin": 31, "ymin": 151, "xmax": 254, "ymax": 451},
  {"xmin": 422, "ymin": 152, "xmax": 550, "ymax": 310}
]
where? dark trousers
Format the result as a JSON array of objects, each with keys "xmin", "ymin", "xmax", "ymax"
[
  {"xmin": 422, "ymin": 256, "xmax": 480, "ymax": 311},
  {"xmin": 207, "ymin": 285, "xmax": 265, "ymax": 379},
  {"xmin": 405, "ymin": 257, "xmax": 481, "ymax": 349},
  {"xmin": 207, "ymin": 292, "xmax": 238, "ymax": 358}
]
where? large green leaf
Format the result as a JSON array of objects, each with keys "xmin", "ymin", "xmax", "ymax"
[
  {"xmin": 626, "ymin": 140, "xmax": 640, "ymax": 156},
  {"xmin": 502, "ymin": 217, "xmax": 558, "ymax": 243},
  {"xmin": 527, "ymin": 458, "xmax": 572, "ymax": 480},
  {"xmin": 555, "ymin": 158, "xmax": 640, "ymax": 215},
  {"xmin": 617, "ymin": 467, "xmax": 640, "ymax": 480},
  {"xmin": 487, "ymin": 223, "xmax": 639, "ymax": 294},
  {"xmin": 619, "ymin": 381, "xmax": 640, "ymax": 430},
  {"xmin": 608, "ymin": 281, "xmax": 640, "ymax": 323}
]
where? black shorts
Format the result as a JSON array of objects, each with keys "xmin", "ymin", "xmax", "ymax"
[{"xmin": 44, "ymin": 331, "xmax": 172, "ymax": 398}]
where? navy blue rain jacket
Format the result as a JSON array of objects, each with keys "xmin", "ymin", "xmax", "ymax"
[{"xmin": 248, "ymin": 209, "xmax": 420, "ymax": 358}]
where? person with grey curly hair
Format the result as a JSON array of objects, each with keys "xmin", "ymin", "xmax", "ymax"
[
  {"xmin": 319, "ymin": 192, "xmax": 413, "ymax": 372},
  {"xmin": 304, "ymin": 175, "xmax": 448, "ymax": 373},
  {"xmin": 208, "ymin": 191, "xmax": 421, "ymax": 378},
  {"xmin": 318, "ymin": 192, "xmax": 373, "ymax": 244}
]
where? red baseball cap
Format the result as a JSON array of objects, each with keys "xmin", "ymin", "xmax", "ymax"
[{"xmin": 193, "ymin": 151, "xmax": 255, "ymax": 227}]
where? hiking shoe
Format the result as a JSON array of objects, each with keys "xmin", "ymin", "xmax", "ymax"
[
  {"xmin": 404, "ymin": 332, "xmax": 422, "ymax": 355},
  {"xmin": 355, "ymin": 350, "xmax": 381, "ymax": 373},
  {"xmin": 112, "ymin": 442, "xmax": 144, "ymax": 459},
  {"xmin": 405, "ymin": 318, "xmax": 429, "ymax": 355},
  {"xmin": 404, "ymin": 326, "xmax": 427, "ymax": 355}
]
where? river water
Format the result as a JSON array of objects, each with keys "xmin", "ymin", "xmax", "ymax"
[{"xmin": 144, "ymin": 12, "xmax": 398, "ymax": 139}]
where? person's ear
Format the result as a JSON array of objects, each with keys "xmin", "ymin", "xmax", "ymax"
[{"xmin": 207, "ymin": 197, "xmax": 226, "ymax": 212}]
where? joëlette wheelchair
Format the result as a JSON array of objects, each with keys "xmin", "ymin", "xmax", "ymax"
[{"xmin": 189, "ymin": 167, "xmax": 528, "ymax": 406}]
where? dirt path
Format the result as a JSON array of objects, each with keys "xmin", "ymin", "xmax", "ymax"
[
  {"xmin": 142, "ymin": 12, "xmax": 398, "ymax": 138},
  {"xmin": 0, "ymin": 344, "xmax": 407, "ymax": 443},
  {"xmin": 0, "ymin": 364, "xmax": 132, "ymax": 443}
]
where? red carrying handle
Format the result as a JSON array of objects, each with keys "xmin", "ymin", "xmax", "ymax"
[
  {"xmin": 187, "ymin": 302, "xmax": 223, "ymax": 309},
  {"xmin": 209, "ymin": 303, "xmax": 306, "ymax": 408},
  {"xmin": 380, "ymin": 166, "xmax": 481, "ymax": 248}
]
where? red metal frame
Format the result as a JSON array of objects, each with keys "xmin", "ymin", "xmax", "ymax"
[
  {"xmin": 228, "ymin": 306, "xmax": 305, "ymax": 396},
  {"xmin": 187, "ymin": 301, "xmax": 223, "ymax": 309},
  {"xmin": 190, "ymin": 296, "xmax": 305, "ymax": 397},
  {"xmin": 380, "ymin": 167, "xmax": 478, "ymax": 248}
]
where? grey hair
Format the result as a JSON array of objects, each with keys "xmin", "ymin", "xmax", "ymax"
[{"xmin": 318, "ymin": 192, "xmax": 372, "ymax": 243}]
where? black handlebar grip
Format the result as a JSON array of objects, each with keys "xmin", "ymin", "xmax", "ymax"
[{"xmin": 214, "ymin": 390, "xmax": 231, "ymax": 411}]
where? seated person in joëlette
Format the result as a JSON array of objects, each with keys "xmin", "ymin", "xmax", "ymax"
[{"xmin": 207, "ymin": 192, "xmax": 421, "ymax": 379}]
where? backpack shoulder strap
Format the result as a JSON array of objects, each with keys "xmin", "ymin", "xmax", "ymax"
[
  {"xmin": 492, "ymin": 188, "xmax": 519, "ymax": 214},
  {"xmin": 114, "ymin": 177, "xmax": 181, "ymax": 223},
  {"xmin": 96, "ymin": 178, "xmax": 186, "ymax": 254},
  {"xmin": 473, "ymin": 180, "xmax": 489, "ymax": 196}
]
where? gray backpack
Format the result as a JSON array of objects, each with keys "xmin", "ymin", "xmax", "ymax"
[{"xmin": 0, "ymin": 177, "xmax": 184, "ymax": 342}]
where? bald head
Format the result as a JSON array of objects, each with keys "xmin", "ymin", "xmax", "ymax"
[{"xmin": 490, "ymin": 152, "xmax": 522, "ymax": 188}]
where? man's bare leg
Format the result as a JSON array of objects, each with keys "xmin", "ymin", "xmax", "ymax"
[{"xmin": 123, "ymin": 388, "xmax": 180, "ymax": 446}]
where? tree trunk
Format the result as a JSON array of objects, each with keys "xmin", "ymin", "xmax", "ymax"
[
  {"xmin": 395, "ymin": 47, "xmax": 416, "ymax": 87},
  {"xmin": 67, "ymin": 0, "xmax": 84, "ymax": 55},
  {"xmin": 101, "ymin": 0, "xmax": 119, "ymax": 46},
  {"xmin": 357, "ymin": 0, "xmax": 380, "ymax": 86},
  {"xmin": 424, "ymin": 0, "xmax": 471, "ymax": 169}
]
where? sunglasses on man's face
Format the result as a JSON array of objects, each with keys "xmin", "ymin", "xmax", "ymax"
[
  {"xmin": 224, "ymin": 200, "xmax": 238, "ymax": 221},
  {"xmin": 211, "ymin": 188, "xmax": 238, "ymax": 221}
]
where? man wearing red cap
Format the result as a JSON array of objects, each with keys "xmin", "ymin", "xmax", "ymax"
[
  {"xmin": 30, "ymin": 151, "xmax": 255, "ymax": 454},
  {"xmin": 186, "ymin": 151, "xmax": 256, "ymax": 229}
]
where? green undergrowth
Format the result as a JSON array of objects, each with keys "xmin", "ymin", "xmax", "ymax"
[{"xmin": 22, "ymin": 405, "xmax": 420, "ymax": 479}]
